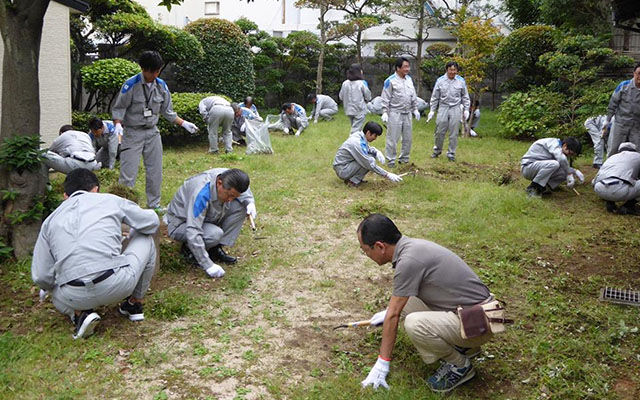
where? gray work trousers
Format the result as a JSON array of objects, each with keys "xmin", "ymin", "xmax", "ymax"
[
  {"xmin": 168, "ymin": 199, "xmax": 246, "ymax": 255},
  {"xmin": 385, "ymin": 111, "xmax": 412, "ymax": 166},
  {"xmin": 95, "ymin": 145, "xmax": 120, "ymax": 169},
  {"xmin": 586, "ymin": 126, "xmax": 606, "ymax": 165},
  {"xmin": 433, "ymin": 105, "xmax": 462, "ymax": 158},
  {"xmin": 334, "ymin": 162, "xmax": 369, "ymax": 185},
  {"xmin": 521, "ymin": 160, "xmax": 567, "ymax": 189},
  {"xmin": 52, "ymin": 232, "xmax": 156, "ymax": 318},
  {"xmin": 282, "ymin": 114, "xmax": 308, "ymax": 132},
  {"xmin": 608, "ymin": 121, "xmax": 640, "ymax": 157},
  {"xmin": 119, "ymin": 126, "xmax": 163, "ymax": 208},
  {"xmin": 594, "ymin": 180, "xmax": 640, "ymax": 202},
  {"xmin": 348, "ymin": 114, "xmax": 366, "ymax": 133},
  {"xmin": 316, "ymin": 107, "xmax": 338, "ymax": 120},
  {"xmin": 207, "ymin": 105, "xmax": 234, "ymax": 153},
  {"xmin": 43, "ymin": 151, "xmax": 100, "ymax": 174}
]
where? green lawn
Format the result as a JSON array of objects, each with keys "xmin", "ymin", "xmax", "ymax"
[{"xmin": 1, "ymin": 109, "xmax": 639, "ymax": 400}]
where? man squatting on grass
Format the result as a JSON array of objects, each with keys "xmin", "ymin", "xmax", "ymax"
[
  {"xmin": 332, "ymin": 121, "xmax": 404, "ymax": 187},
  {"xmin": 520, "ymin": 137, "xmax": 584, "ymax": 197},
  {"xmin": 165, "ymin": 168, "xmax": 257, "ymax": 279},
  {"xmin": 358, "ymin": 214, "xmax": 495, "ymax": 393},
  {"xmin": 307, "ymin": 93, "xmax": 338, "ymax": 123},
  {"xmin": 32, "ymin": 169, "xmax": 159, "ymax": 339},
  {"xmin": 111, "ymin": 50, "xmax": 199, "ymax": 210},
  {"xmin": 42, "ymin": 125, "xmax": 101, "ymax": 174},
  {"xmin": 593, "ymin": 142, "xmax": 640, "ymax": 215}
]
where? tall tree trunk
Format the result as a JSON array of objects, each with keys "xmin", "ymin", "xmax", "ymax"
[
  {"xmin": 356, "ymin": 30, "xmax": 362, "ymax": 64},
  {"xmin": 415, "ymin": 11, "xmax": 425, "ymax": 96},
  {"xmin": 316, "ymin": 5, "xmax": 327, "ymax": 94},
  {"xmin": 0, "ymin": 0, "xmax": 50, "ymax": 258}
]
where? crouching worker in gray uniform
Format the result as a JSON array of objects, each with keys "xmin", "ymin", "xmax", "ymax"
[
  {"xmin": 165, "ymin": 168, "xmax": 257, "ymax": 279},
  {"xmin": 307, "ymin": 93, "xmax": 338, "ymax": 123},
  {"xmin": 32, "ymin": 169, "xmax": 160, "ymax": 339},
  {"xmin": 199, "ymin": 95, "xmax": 235, "ymax": 154},
  {"xmin": 42, "ymin": 125, "xmax": 101, "ymax": 173},
  {"xmin": 276, "ymin": 102, "xmax": 308, "ymax": 136},
  {"xmin": 333, "ymin": 121, "xmax": 403, "ymax": 187},
  {"xmin": 593, "ymin": 142, "xmax": 640, "ymax": 214},
  {"xmin": 521, "ymin": 137, "xmax": 584, "ymax": 197},
  {"xmin": 357, "ymin": 214, "xmax": 497, "ymax": 393},
  {"xmin": 112, "ymin": 51, "xmax": 199, "ymax": 209},
  {"xmin": 88, "ymin": 117, "xmax": 120, "ymax": 169}
]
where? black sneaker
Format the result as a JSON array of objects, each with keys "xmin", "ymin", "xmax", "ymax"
[
  {"xmin": 119, "ymin": 298, "xmax": 144, "ymax": 321},
  {"xmin": 73, "ymin": 310, "xmax": 100, "ymax": 339},
  {"xmin": 592, "ymin": 163, "xmax": 602, "ymax": 169},
  {"xmin": 180, "ymin": 243, "xmax": 198, "ymax": 266},
  {"xmin": 208, "ymin": 245, "xmax": 237, "ymax": 264},
  {"xmin": 431, "ymin": 153, "xmax": 439, "ymax": 159},
  {"xmin": 606, "ymin": 201, "xmax": 617, "ymax": 213},
  {"xmin": 620, "ymin": 200, "xmax": 639, "ymax": 215}
]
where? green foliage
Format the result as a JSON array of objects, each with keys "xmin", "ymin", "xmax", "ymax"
[
  {"xmin": 495, "ymin": 25, "xmax": 556, "ymax": 91},
  {"xmin": 175, "ymin": 18, "xmax": 255, "ymax": 100},
  {"xmin": 498, "ymin": 87, "xmax": 565, "ymax": 139},
  {"xmin": 72, "ymin": 111, "xmax": 110, "ymax": 132},
  {"xmin": 148, "ymin": 287, "xmax": 205, "ymax": 320},
  {"xmin": 81, "ymin": 58, "xmax": 140, "ymax": 112},
  {"xmin": 372, "ymin": 42, "xmax": 405, "ymax": 75},
  {"xmin": 234, "ymin": 17, "xmax": 258, "ymax": 34},
  {"xmin": 157, "ymin": 92, "xmax": 230, "ymax": 138},
  {"xmin": 0, "ymin": 136, "xmax": 45, "ymax": 173},
  {"xmin": 420, "ymin": 56, "xmax": 447, "ymax": 91},
  {"xmin": 0, "ymin": 239, "xmax": 12, "ymax": 262}
]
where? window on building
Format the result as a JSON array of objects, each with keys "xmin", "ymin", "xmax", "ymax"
[
  {"xmin": 204, "ymin": 1, "xmax": 220, "ymax": 15},
  {"xmin": 272, "ymin": 31, "xmax": 283, "ymax": 38}
]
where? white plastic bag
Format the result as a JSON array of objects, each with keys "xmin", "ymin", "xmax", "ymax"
[{"xmin": 245, "ymin": 119, "xmax": 273, "ymax": 155}]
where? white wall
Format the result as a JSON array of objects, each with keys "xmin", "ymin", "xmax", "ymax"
[{"xmin": 0, "ymin": 2, "xmax": 72, "ymax": 147}]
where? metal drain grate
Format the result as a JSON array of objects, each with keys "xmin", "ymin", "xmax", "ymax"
[{"xmin": 599, "ymin": 287, "xmax": 640, "ymax": 306}]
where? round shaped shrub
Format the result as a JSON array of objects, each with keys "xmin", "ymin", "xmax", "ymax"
[
  {"xmin": 498, "ymin": 87, "xmax": 566, "ymax": 140},
  {"xmin": 175, "ymin": 18, "xmax": 255, "ymax": 100},
  {"xmin": 81, "ymin": 58, "xmax": 140, "ymax": 93}
]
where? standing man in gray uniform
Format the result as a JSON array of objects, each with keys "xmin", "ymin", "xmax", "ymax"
[
  {"xmin": 584, "ymin": 115, "xmax": 614, "ymax": 169},
  {"xmin": 88, "ymin": 117, "xmax": 120, "ymax": 169},
  {"xmin": 357, "ymin": 214, "xmax": 495, "ymax": 393},
  {"xmin": 604, "ymin": 63, "xmax": 640, "ymax": 157},
  {"xmin": 32, "ymin": 169, "xmax": 159, "ymax": 339},
  {"xmin": 333, "ymin": 121, "xmax": 403, "ymax": 187},
  {"xmin": 380, "ymin": 57, "xmax": 419, "ymax": 168},
  {"xmin": 199, "ymin": 95, "xmax": 235, "ymax": 154},
  {"xmin": 43, "ymin": 126, "xmax": 101, "ymax": 173},
  {"xmin": 112, "ymin": 51, "xmax": 198, "ymax": 210},
  {"xmin": 593, "ymin": 142, "xmax": 640, "ymax": 214},
  {"xmin": 307, "ymin": 93, "xmax": 338, "ymax": 123},
  {"xmin": 165, "ymin": 168, "xmax": 257, "ymax": 279},
  {"xmin": 521, "ymin": 137, "xmax": 584, "ymax": 197},
  {"xmin": 427, "ymin": 61, "xmax": 471, "ymax": 162}
]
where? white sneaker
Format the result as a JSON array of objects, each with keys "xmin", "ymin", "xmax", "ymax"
[
  {"xmin": 295, "ymin": 129, "xmax": 302, "ymax": 136},
  {"xmin": 205, "ymin": 263, "xmax": 225, "ymax": 278},
  {"xmin": 283, "ymin": 127, "xmax": 290, "ymax": 134},
  {"xmin": 73, "ymin": 311, "xmax": 101, "ymax": 339}
]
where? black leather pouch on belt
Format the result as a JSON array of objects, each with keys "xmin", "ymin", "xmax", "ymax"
[{"xmin": 458, "ymin": 305, "xmax": 490, "ymax": 339}]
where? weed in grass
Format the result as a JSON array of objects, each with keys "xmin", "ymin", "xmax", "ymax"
[
  {"xmin": 234, "ymin": 387, "xmax": 251, "ymax": 400},
  {"xmin": 349, "ymin": 199, "xmax": 394, "ymax": 218},
  {"xmin": 148, "ymin": 287, "xmax": 205, "ymax": 320},
  {"xmin": 153, "ymin": 390, "xmax": 169, "ymax": 400},
  {"xmin": 242, "ymin": 350, "xmax": 256, "ymax": 361},
  {"xmin": 105, "ymin": 183, "xmax": 140, "ymax": 202},
  {"xmin": 128, "ymin": 347, "xmax": 168, "ymax": 368},
  {"xmin": 193, "ymin": 342, "xmax": 208, "ymax": 356}
]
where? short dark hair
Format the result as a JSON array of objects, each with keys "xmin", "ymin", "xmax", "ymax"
[
  {"xmin": 64, "ymin": 168, "xmax": 100, "ymax": 196},
  {"xmin": 59, "ymin": 124, "xmax": 74, "ymax": 134},
  {"xmin": 394, "ymin": 57, "xmax": 409, "ymax": 71},
  {"xmin": 634, "ymin": 63, "xmax": 640, "ymax": 73},
  {"xmin": 243, "ymin": 96, "xmax": 254, "ymax": 106},
  {"xmin": 139, "ymin": 51, "xmax": 163, "ymax": 71},
  {"xmin": 347, "ymin": 63, "xmax": 364, "ymax": 81},
  {"xmin": 88, "ymin": 116, "xmax": 103, "ymax": 131},
  {"xmin": 358, "ymin": 214, "xmax": 402, "ymax": 246},
  {"xmin": 218, "ymin": 168, "xmax": 250, "ymax": 193},
  {"xmin": 306, "ymin": 93, "xmax": 317, "ymax": 103},
  {"xmin": 363, "ymin": 121, "xmax": 383, "ymax": 136},
  {"xmin": 281, "ymin": 103, "xmax": 292, "ymax": 112},
  {"xmin": 445, "ymin": 61, "xmax": 459, "ymax": 70},
  {"xmin": 563, "ymin": 137, "xmax": 582, "ymax": 156}
]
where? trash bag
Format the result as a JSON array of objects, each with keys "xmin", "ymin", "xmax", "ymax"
[
  {"xmin": 245, "ymin": 118, "xmax": 273, "ymax": 155},
  {"xmin": 266, "ymin": 114, "xmax": 285, "ymax": 131}
]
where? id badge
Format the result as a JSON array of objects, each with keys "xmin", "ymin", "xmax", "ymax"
[{"xmin": 144, "ymin": 108, "xmax": 153, "ymax": 117}]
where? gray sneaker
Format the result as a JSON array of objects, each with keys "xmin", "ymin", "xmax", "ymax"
[{"xmin": 427, "ymin": 360, "xmax": 475, "ymax": 392}]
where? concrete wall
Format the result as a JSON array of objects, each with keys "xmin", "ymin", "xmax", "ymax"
[{"xmin": 0, "ymin": 1, "xmax": 72, "ymax": 147}]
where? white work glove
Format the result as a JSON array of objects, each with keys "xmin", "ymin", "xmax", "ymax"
[
  {"xmin": 114, "ymin": 123, "xmax": 123, "ymax": 136},
  {"xmin": 246, "ymin": 202, "xmax": 257, "ymax": 219},
  {"xmin": 181, "ymin": 121, "xmax": 199, "ymax": 134},
  {"xmin": 386, "ymin": 172, "xmax": 403, "ymax": 183},
  {"xmin": 361, "ymin": 357, "xmax": 390, "ymax": 390},
  {"xmin": 463, "ymin": 110, "xmax": 470, "ymax": 121},
  {"xmin": 413, "ymin": 110, "xmax": 420, "ymax": 121},
  {"xmin": 567, "ymin": 174, "xmax": 576, "ymax": 189},
  {"xmin": 370, "ymin": 309, "xmax": 387, "ymax": 326},
  {"xmin": 240, "ymin": 123, "xmax": 246, "ymax": 133},
  {"xmin": 206, "ymin": 263, "xmax": 225, "ymax": 279},
  {"xmin": 313, "ymin": 119, "xmax": 318, "ymax": 124},
  {"xmin": 295, "ymin": 128, "xmax": 302, "ymax": 137},
  {"xmin": 283, "ymin": 127, "xmax": 290, "ymax": 134},
  {"xmin": 381, "ymin": 112, "xmax": 388, "ymax": 123},
  {"xmin": 427, "ymin": 111, "xmax": 435, "ymax": 122},
  {"xmin": 574, "ymin": 169, "xmax": 584, "ymax": 184},
  {"xmin": 375, "ymin": 149, "xmax": 386, "ymax": 164},
  {"xmin": 39, "ymin": 289, "xmax": 48, "ymax": 303}
]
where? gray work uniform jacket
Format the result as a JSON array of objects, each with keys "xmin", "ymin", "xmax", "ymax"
[
  {"xmin": 310, "ymin": 95, "xmax": 338, "ymax": 119},
  {"xmin": 166, "ymin": 168, "xmax": 255, "ymax": 270},
  {"xmin": 339, "ymin": 80, "xmax": 371, "ymax": 116},
  {"xmin": 584, "ymin": 115, "xmax": 608, "ymax": 133},
  {"xmin": 381, "ymin": 73, "xmax": 418, "ymax": 114},
  {"xmin": 367, "ymin": 96, "xmax": 384, "ymax": 115},
  {"xmin": 48, "ymin": 130, "xmax": 96, "ymax": 162},
  {"xmin": 199, "ymin": 96, "xmax": 232, "ymax": 121},
  {"xmin": 607, "ymin": 79, "xmax": 640, "ymax": 126},
  {"xmin": 521, "ymin": 138, "xmax": 571, "ymax": 176},
  {"xmin": 333, "ymin": 131, "xmax": 388, "ymax": 177},
  {"xmin": 429, "ymin": 74, "xmax": 471, "ymax": 113},
  {"xmin": 112, "ymin": 73, "xmax": 178, "ymax": 128},
  {"xmin": 594, "ymin": 150, "xmax": 640, "ymax": 186},
  {"xmin": 32, "ymin": 191, "xmax": 159, "ymax": 291},
  {"xmin": 89, "ymin": 120, "xmax": 119, "ymax": 169}
]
